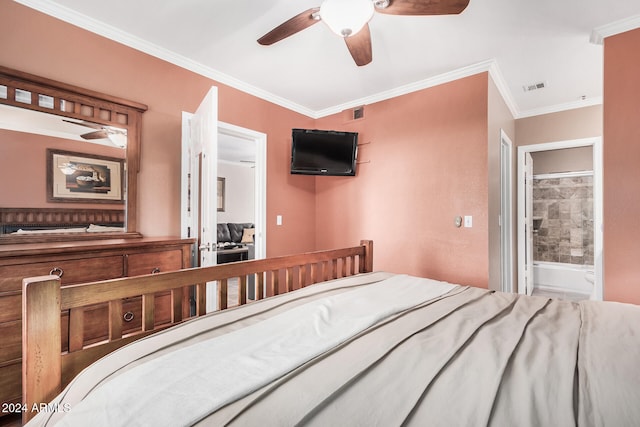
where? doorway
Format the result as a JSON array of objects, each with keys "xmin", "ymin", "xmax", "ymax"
[
  {"xmin": 517, "ymin": 137, "xmax": 603, "ymax": 300},
  {"xmin": 180, "ymin": 120, "xmax": 266, "ymax": 261},
  {"xmin": 217, "ymin": 121, "xmax": 267, "ymax": 261}
]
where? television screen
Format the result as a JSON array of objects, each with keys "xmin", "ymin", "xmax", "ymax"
[{"xmin": 290, "ymin": 128, "xmax": 358, "ymax": 176}]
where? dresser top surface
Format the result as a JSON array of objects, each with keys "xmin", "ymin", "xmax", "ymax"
[{"xmin": 0, "ymin": 236, "xmax": 195, "ymax": 258}]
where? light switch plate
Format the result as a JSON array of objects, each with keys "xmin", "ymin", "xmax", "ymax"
[{"xmin": 464, "ymin": 215, "xmax": 473, "ymax": 228}]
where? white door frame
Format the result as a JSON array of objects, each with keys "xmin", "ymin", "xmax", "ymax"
[
  {"xmin": 217, "ymin": 121, "xmax": 267, "ymax": 261},
  {"xmin": 517, "ymin": 137, "xmax": 603, "ymax": 300},
  {"xmin": 182, "ymin": 118, "xmax": 267, "ymax": 261},
  {"xmin": 499, "ymin": 130, "xmax": 514, "ymax": 293}
]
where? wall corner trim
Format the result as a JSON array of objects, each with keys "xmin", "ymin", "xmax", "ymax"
[{"xmin": 590, "ymin": 14, "xmax": 640, "ymax": 45}]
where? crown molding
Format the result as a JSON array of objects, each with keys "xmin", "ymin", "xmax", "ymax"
[
  {"xmin": 486, "ymin": 60, "xmax": 519, "ymax": 119},
  {"xmin": 16, "ymin": 0, "xmax": 604, "ymax": 122},
  {"xmin": 313, "ymin": 59, "xmax": 520, "ymax": 118},
  {"xmin": 517, "ymin": 96, "xmax": 603, "ymax": 119},
  {"xmin": 590, "ymin": 13, "xmax": 640, "ymax": 45},
  {"xmin": 20, "ymin": 0, "xmax": 515, "ymax": 120},
  {"xmin": 14, "ymin": 0, "xmax": 317, "ymax": 118}
]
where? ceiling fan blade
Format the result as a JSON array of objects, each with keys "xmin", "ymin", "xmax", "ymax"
[
  {"xmin": 257, "ymin": 8, "xmax": 321, "ymax": 45},
  {"xmin": 345, "ymin": 24, "xmax": 373, "ymax": 67},
  {"xmin": 81, "ymin": 130, "xmax": 109, "ymax": 140},
  {"xmin": 377, "ymin": 0, "xmax": 470, "ymax": 15}
]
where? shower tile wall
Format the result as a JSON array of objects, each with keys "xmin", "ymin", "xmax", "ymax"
[{"xmin": 532, "ymin": 175, "xmax": 594, "ymax": 265}]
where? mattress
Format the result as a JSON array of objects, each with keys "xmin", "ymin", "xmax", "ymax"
[{"xmin": 26, "ymin": 272, "xmax": 640, "ymax": 426}]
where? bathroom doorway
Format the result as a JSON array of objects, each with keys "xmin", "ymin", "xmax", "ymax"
[{"xmin": 517, "ymin": 137, "xmax": 603, "ymax": 300}]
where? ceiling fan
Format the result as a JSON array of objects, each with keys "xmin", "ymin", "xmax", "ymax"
[
  {"xmin": 62, "ymin": 119, "xmax": 128, "ymax": 148},
  {"xmin": 257, "ymin": 0, "xmax": 470, "ymax": 66}
]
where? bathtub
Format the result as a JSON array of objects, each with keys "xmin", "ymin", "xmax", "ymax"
[{"xmin": 533, "ymin": 262, "xmax": 595, "ymax": 298}]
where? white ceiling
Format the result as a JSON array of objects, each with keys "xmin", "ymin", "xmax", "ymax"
[
  {"xmin": 16, "ymin": 0, "xmax": 640, "ymax": 119},
  {"xmin": 218, "ymin": 133, "xmax": 256, "ymax": 164}
]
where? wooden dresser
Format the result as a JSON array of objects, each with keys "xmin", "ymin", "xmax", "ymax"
[{"xmin": 0, "ymin": 237, "xmax": 194, "ymax": 413}]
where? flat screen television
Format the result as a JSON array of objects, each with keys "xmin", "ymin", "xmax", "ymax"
[{"xmin": 290, "ymin": 128, "xmax": 358, "ymax": 176}]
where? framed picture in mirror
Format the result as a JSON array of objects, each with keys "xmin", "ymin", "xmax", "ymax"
[{"xmin": 47, "ymin": 149, "xmax": 125, "ymax": 203}]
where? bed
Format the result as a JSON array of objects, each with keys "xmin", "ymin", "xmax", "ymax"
[
  {"xmin": 0, "ymin": 208, "xmax": 127, "ymax": 243},
  {"xmin": 20, "ymin": 240, "xmax": 640, "ymax": 426}
]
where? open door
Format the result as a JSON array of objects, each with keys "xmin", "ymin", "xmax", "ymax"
[{"xmin": 181, "ymin": 87, "xmax": 219, "ymax": 311}]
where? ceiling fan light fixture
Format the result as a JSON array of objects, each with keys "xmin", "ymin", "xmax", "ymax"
[
  {"xmin": 373, "ymin": 0, "xmax": 390, "ymax": 9},
  {"xmin": 319, "ymin": 0, "xmax": 374, "ymax": 38}
]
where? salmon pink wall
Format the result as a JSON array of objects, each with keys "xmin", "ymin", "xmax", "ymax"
[
  {"xmin": 603, "ymin": 28, "xmax": 640, "ymax": 304},
  {"xmin": 0, "ymin": 2, "xmax": 316, "ymax": 256},
  {"xmin": 0, "ymin": 129, "xmax": 124, "ymax": 209},
  {"xmin": 314, "ymin": 74, "xmax": 490, "ymax": 287}
]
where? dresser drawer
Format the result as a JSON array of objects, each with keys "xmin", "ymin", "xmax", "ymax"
[
  {"xmin": 127, "ymin": 250, "xmax": 183, "ymax": 276},
  {"xmin": 0, "ymin": 294, "xmax": 21, "ymax": 324},
  {"xmin": 0, "ymin": 256, "xmax": 124, "ymax": 293},
  {"xmin": 0, "ymin": 362, "xmax": 21, "ymax": 406},
  {"xmin": 0, "ymin": 320, "xmax": 21, "ymax": 364}
]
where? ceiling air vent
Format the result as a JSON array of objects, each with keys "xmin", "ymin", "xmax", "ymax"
[
  {"xmin": 523, "ymin": 81, "xmax": 546, "ymax": 92},
  {"xmin": 353, "ymin": 106, "xmax": 365, "ymax": 120}
]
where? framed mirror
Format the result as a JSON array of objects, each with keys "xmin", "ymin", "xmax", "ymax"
[{"xmin": 0, "ymin": 66, "xmax": 147, "ymax": 244}]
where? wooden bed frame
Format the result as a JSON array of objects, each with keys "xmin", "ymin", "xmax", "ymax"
[
  {"xmin": 0, "ymin": 207, "xmax": 130, "ymax": 244},
  {"xmin": 21, "ymin": 240, "xmax": 373, "ymax": 423}
]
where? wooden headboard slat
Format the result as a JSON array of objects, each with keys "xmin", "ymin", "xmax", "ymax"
[
  {"xmin": 0, "ymin": 207, "xmax": 125, "ymax": 227},
  {"xmin": 0, "ymin": 208, "xmax": 125, "ymax": 237}
]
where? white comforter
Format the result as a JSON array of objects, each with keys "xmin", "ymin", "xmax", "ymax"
[
  {"xmin": 55, "ymin": 274, "xmax": 455, "ymax": 427},
  {"xmin": 26, "ymin": 272, "xmax": 640, "ymax": 427}
]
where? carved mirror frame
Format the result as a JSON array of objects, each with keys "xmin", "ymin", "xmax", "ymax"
[{"xmin": 0, "ymin": 66, "xmax": 147, "ymax": 244}]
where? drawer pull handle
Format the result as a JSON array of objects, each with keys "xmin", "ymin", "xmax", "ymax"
[
  {"xmin": 123, "ymin": 311, "xmax": 135, "ymax": 322},
  {"xmin": 49, "ymin": 267, "xmax": 64, "ymax": 278},
  {"xmin": 151, "ymin": 267, "xmax": 161, "ymax": 274}
]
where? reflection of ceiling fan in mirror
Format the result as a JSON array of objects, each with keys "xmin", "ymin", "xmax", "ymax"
[
  {"xmin": 62, "ymin": 119, "xmax": 127, "ymax": 148},
  {"xmin": 257, "ymin": 0, "xmax": 470, "ymax": 66}
]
